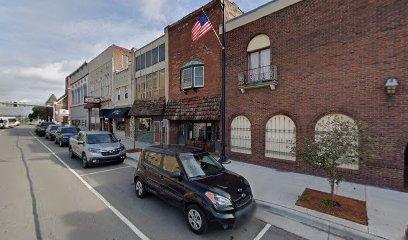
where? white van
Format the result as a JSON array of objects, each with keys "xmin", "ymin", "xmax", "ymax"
[
  {"xmin": 7, "ymin": 117, "xmax": 18, "ymax": 128},
  {"xmin": 0, "ymin": 117, "xmax": 9, "ymax": 129}
]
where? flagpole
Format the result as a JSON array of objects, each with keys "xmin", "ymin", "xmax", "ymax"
[
  {"xmin": 220, "ymin": 0, "xmax": 228, "ymax": 163},
  {"xmin": 201, "ymin": 8, "xmax": 222, "ymax": 47}
]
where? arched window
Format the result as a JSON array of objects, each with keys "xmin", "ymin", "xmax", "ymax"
[
  {"xmin": 315, "ymin": 114, "xmax": 359, "ymax": 170},
  {"xmin": 247, "ymin": 34, "xmax": 270, "ymax": 83},
  {"xmin": 265, "ymin": 115, "xmax": 296, "ymax": 161},
  {"xmin": 230, "ymin": 116, "xmax": 251, "ymax": 154}
]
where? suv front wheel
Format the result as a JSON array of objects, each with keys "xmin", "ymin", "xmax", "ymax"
[
  {"xmin": 186, "ymin": 204, "xmax": 208, "ymax": 234},
  {"xmin": 82, "ymin": 154, "xmax": 89, "ymax": 168}
]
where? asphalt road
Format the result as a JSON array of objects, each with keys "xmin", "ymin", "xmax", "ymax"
[{"xmin": 0, "ymin": 126, "xmax": 305, "ymax": 240}]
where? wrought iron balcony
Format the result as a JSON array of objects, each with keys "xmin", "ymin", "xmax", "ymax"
[{"xmin": 238, "ymin": 65, "xmax": 278, "ymax": 93}]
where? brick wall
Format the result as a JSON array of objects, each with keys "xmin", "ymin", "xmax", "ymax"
[
  {"xmin": 225, "ymin": 0, "xmax": 408, "ymax": 190},
  {"xmin": 168, "ymin": 1, "xmax": 222, "ymax": 100}
]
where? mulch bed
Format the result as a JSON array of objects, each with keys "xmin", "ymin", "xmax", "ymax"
[
  {"xmin": 295, "ymin": 188, "xmax": 368, "ymax": 225},
  {"xmin": 127, "ymin": 148, "xmax": 142, "ymax": 153}
]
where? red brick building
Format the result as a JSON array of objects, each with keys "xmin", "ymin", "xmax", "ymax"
[
  {"xmin": 165, "ymin": 0, "xmax": 242, "ymax": 152},
  {"xmin": 224, "ymin": 0, "xmax": 408, "ymax": 190}
]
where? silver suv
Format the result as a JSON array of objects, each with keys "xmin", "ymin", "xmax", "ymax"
[{"xmin": 69, "ymin": 131, "xmax": 126, "ymax": 168}]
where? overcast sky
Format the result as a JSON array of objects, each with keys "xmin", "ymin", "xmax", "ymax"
[{"xmin": 0, "ymin": 0, "xmax": 270, "ymax": 105}]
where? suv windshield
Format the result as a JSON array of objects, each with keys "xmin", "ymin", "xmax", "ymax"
[
  {"xmin": 179, "ymin": 153, "xmax": 224, "ymax": 178},
  {"xmin": 61, "ymin": 128, "xmax": 78, "ymax": 134},
  {"xmin": 8, "ymin": 119, "xmax": 16, "ymax": 123},
  {"xmin": 0, "ymin": 120, "xmax": 3, "ymax": 123},
  {"xmin": 86, "ymin": 134, "xmax": 118, "ymax": 144}
]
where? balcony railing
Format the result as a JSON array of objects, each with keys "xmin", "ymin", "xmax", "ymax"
[{"xmin": 238, "ymin": 65, "xmax": 278, "ymax": 93}]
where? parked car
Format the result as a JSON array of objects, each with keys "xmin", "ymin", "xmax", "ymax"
[
  {"xmin": 35, "ymin": 122, "xmax": 53, "ymax": 136},
  {"xmin": 54, "ymin": 127, "xmax": 80, "ymax": 147},
  {"xmin": 69, "ymin": 131, "xmax": 126, "ymax": 168},
  {"xmin": 45, "ymin": 124, "xmax": 61, "ymax": 140},
  {"xmin": 133, "ymin": 145, "xmax": 255, "ymax": 234}
]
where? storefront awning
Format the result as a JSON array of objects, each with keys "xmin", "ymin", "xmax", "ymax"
[
  {"xmin": 99, "ymin": 107, "xmax": 131, "ymax": 118},
  {"xmin": 165, "ymin": 96, "xmax": 220, "ymax": 121},
  {"xmin": 129, "ymin": 97, "xmax": 165, "ymax": 117}
]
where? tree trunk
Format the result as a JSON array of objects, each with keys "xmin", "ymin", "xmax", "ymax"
[{"xmin": 330, "ymin": 180, "xmax": 335, "ymax": 203}]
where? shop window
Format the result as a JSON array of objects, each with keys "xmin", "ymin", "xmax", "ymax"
[
  {"xmin": 139, "ymin": 118, "xmax": 151, "ymax": 131},
  {"xmin": 230, "ymin": 116, "xmax": 251, "ymax": 154},
  {"xmin": 116, "ymin": 119, "xmax": 125, "ymax": 131},
  {"xmin": 315, "ymin": 114, "xmax": 359, "ymax": 170},
  {"xmin": 265, "ymin": 115, "xmax": 296, "ymax": 161}
]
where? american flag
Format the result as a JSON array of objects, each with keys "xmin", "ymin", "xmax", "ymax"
[{"xmin": 192, "ymin": 14, "xmax": 212, "ymax": 41}]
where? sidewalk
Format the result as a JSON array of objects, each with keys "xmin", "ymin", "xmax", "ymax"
[
  {"xmin": 224, "ymin": 160, "xmax": 408, "ymax": 240},
  {"xmin": 121, "ymin": 138, "xmax": 151, "ymax": 161},
  {"xmin": 121, "ymin": 140, "xmax": 407, "ymax": 239}
]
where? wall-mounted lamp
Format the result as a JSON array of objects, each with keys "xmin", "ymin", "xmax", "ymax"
[{"xmin": 384, "ymin": 78, "xmax": 399, "ymax": 109}]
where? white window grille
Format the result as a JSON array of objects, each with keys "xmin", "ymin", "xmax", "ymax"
[
  {"xmin": 265, "ymin": 115, "xmax": 296, "ymax": 161},
  {"xmin": 315, "ymin": 114, "xmax": 359, "ymax": 170},
  {"xmin": 230, "ymin": 116, "xmax": 251, "ymax": 154}
]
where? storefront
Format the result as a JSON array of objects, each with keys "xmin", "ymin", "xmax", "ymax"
[
  {"xmin": 129, "ymin": 97, "xmax": 166, "ymax": 144},
  {"xmin": 99, "ymin": 107, "xmax": 131, "ymax": 138},
  {"xmin": 176, "ymin": 121, "xmax": 219, "ymax": 153},
  {"xmin": 165, "ymin": 96, "xmax": 221, "ymax": 153}
]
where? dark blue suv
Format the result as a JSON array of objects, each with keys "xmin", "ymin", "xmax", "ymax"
[{"xmin": 134, "ymin": 145, "xmax": 255, "ymax": 234}]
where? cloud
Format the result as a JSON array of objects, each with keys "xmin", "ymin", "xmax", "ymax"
[{"xmin": 0, "ymin": 0, "xmax": 269, "ymax": 105}]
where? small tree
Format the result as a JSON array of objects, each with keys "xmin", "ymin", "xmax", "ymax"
[{"xmin": 295, "ymin": 115, "xmax": 380, "ymax": 206}]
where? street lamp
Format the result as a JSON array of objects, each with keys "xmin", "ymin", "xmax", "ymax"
[{"xmin": 384, "ymin": 78, "xmax": 399, "ymax": 109}]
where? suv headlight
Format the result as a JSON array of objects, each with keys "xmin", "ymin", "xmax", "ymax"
[
  {"xmin": 89, "ymin": 148, "xmax": 101, "ymax": 154},
  {"xmin": 120, "ymin": 144, "xmax": 125, "ymax": 151},
  {"xmin": 205, "ymin": 192, "xmax": 232, "ymax": 209}
]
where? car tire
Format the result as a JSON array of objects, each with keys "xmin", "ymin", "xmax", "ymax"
[
  {"xmin": 69, "ymin": 146, "xmax": 76, "ymax": 159},
  {"xmin": 117, "ymin": 159, "xmax": 124, "ymax": 164},
  {"xmin": 134, "ymin": 178, "xmax": 147, "ymax": 198},
  {"xmin": 82, "ymin": 154, "xmax": 89, "ymax": 168},
  {"xmin": 186, "ymin": 204, "xmax": 208, "ymax": 234}
]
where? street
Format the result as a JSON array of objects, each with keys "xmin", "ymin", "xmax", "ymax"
[{"xmin": 0, "ymin": 126, "xmax": 304, "ymax": 240}]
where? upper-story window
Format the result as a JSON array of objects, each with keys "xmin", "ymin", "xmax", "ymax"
[
  {"xmin": 158, "ymin": 44, "xmax": 165, "ymax": 62},
  {"xmin": 124, "ymin": 86, "xmax": 128, "ymax": 99},
  {"xmin": 135, "ymin": 43, "xmax": 166, "ymax": 71},
  {"xmin": 135, "ymin": 69, "xmax": 165, "ymax": 99},
  {"xmin": 181, "ymin": 60, "xmax": 204, "ymax": 90},
  {"xmin": 247, "ymin": 34, "xmax": 271, "ymax": 83}
]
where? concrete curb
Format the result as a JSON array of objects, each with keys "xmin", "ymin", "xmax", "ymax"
[{"xmin": 255, "ymin": 199, "xmax": 388, "ymax": 240}]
